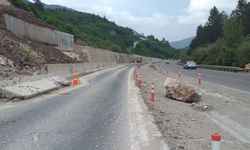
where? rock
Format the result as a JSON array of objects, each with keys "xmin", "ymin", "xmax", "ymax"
[
  {"xmin": 164, "ymin": 78, "xmax": 201, "ymax": 102},
  {"xmin": 49, "ymin": 76, "xmax": 71, "ymax": 86},
  {"xmin": 245, "ymin": 63, "xmax": 250, "ymax": 69},
  {"xmin": 0, "ymin": 55, "xmax": 15, "ymax": 67}
]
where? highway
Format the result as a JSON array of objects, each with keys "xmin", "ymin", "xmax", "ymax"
[
  {"xmin": 0, "ymin": 65, "xmax": 133, "ymax": 150},
  {"xmin": 156, "ymin": 62, "xmax": 250, "ymax": 92}
]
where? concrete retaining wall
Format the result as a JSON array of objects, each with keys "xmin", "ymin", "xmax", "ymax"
[
  {"xmin": 79, "ymin": 46, "xmax": 161, "ymax": 64},
  {"xmin": 47, "ymin": 56, "xmax": 162, "ymax": 79},
  {"xmin": 4, "ymin": 14, "xmax": 74, "ymax": 51},
  {"xmin": 46, "ymin": 63, "xmax": 116, "ymax": 78}
]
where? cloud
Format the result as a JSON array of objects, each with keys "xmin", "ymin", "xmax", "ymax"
[
  {"xmin": 90, "ymin": 6, "xmax": 172, "ymax": 27},
  {"xmin": 46, "ymin": 0, "xmax": 238, "ymax": 41},
  {"xmin": 74, "ymin": 5, "xmax": 174, "ymax": 39},
  {"xmin": 178, "ymin": 0, "xmax": 238, "ymax": 24}
]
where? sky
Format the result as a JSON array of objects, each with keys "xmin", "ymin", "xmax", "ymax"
[{"xmin": 41, "ymin": 0, "xmax": 240, "ymax": 42}]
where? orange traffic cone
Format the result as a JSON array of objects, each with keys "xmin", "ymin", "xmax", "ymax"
[
  {"xmin": 72, "ymin": 70, "xmax": 79, "ymax": 85},
  {"xmin": 150, "ymin": 82, "xmax": 155, "ymax": 102}
]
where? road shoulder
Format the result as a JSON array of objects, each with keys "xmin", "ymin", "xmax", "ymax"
[
  {"xmin": 127, "ymin": 67, "xmax": 168, "ymax": 150},
  {"xmin": 137, "ymin": 64, "xmax": 250, "ymax": 150}
]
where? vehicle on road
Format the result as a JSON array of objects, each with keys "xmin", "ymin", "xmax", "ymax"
[{"xmin": 183, "ymin": 61, "xmax": 197, "ymax": 69}]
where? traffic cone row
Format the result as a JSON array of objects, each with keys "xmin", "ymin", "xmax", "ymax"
[
  {"xmin": 135, "ymin": 67, "xmax": 220, "ymax": 150},
  {"xmin": 134, "ymin": 69, "xmax": 142, "ymax": 87},
  {"xmin": 137, "ymin": 74, "xmax": 142, "ymax": 87}
]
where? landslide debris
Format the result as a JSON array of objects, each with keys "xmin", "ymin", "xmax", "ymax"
[
  {"xmin": 164, "ymin": 77, "xmax": 202, "ymax": 102},
  {"xmin": 0, "ymin": 4, "xmax": 77, "ymax": 77}
]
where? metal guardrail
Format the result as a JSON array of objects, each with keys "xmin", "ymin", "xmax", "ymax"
[
  {"xmin": 197, "ymin": 65, "xmax": 244, "ymax": 72},
  {"xmin": 176, "ymin": 62, "xmax": 250, "ymax": 73}
]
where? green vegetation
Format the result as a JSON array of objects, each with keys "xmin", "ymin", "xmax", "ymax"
[
  {"xmin": 132, "ymin": 36, "xmax": 179, "ymax": 59},
  {"xmin": 9, "ymin": 0, "xmax": 179, "ymax": 59},
  {"xmin": 38, "ymin": 9, "xmax": 137, "ymax": 51},
  {"xmin": 186, "ymin": 0, "xmax": 250, "ymax": 68}
]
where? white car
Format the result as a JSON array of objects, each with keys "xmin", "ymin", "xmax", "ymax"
[{"xmin": 183, "ymin": 61, "xmax": 197, "ymax": 69}]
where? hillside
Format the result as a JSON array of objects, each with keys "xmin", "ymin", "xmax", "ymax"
[
  {"xmin": 8, "ymin": 0, "xmax": 178, "ymax": 59},
  {"xmin": 132, "ymin": 36, "xmax": 180, "ymax": 59},
  {"xmin": 0, "ymin": 0, "xmax": 10, "ymax": 6},
  {"xmin": 37, "ymin": 9, "xmax": 139, "ymax": 51},
  {"xmin": 0, "ymin": 4, "xmax": 77, "ymax": 77},
  {"xmin": 185, "ymin": 0, "xmax": 250, "ymax": 68},
  {"xmin": 170, "ymin": 37, "xmax": 194, "ymax": 49}
]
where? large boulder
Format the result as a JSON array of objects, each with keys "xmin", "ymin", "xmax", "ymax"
[{"xmin": 164, "ymin": 78, "xmax": 201, "ymax": 102}]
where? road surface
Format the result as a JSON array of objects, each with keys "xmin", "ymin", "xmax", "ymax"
[
  {"xmin": 0, "ymin": 65, "xmax": 133, "ymax": 150},
  {"xmin": 157, "ymin": 62, "xmax": 250, "ymax": 92}
]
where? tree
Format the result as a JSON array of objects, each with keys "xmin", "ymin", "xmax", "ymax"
[
  {"xmin": 110, "ymin": 44, "xmax": 122, "ymax": 53},
  {"xmin": 232, "ymin": 0, "xmax": 248, "ymax": 17},
  {"xmin": 223, "ymin": 17, "xmax": 244, "ymax": 47},
  {"xmin": 206, "ymin": 6, "xmax": 225, "ymax": 43},
  {"xmin": 33, "ymin": 0, "xmax": 43, "ymax": 10},
  {"xmin": 237, "ymin": 39, "xmax": 250, "ymax": 67},
  {"xmin": 232, "ymin": 0, "xmax": 250, "ymax": 35},
  {"xmin": 9, "ymin": 0, "xmax": 31, "ymax": 10},
  {"xmin": 190, "ymin": 7, "xmax": 226, "ymax": 50}
]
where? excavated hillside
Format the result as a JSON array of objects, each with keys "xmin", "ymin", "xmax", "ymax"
[{"xmin": 0, "ymin": 4, "xmax": 77, "ymax": 77}]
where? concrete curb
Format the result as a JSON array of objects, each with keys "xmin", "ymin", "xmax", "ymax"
[
  {"xmin": 127, "ymin": 67, "xmax": 169, "ymax": 150},
  {"xmin": 0, "ymin": 65, "xmax": 124, "ymax": 101},
  {"xmin": 1, "ymin": 76, "xmax": 71, "ymax": 100}
]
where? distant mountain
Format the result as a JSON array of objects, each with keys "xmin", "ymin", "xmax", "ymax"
[{"xmin": 170, "ymin": 37, "xmax": 194, "ymax": 49}]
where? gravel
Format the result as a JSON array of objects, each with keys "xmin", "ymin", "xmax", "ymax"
[{"xmin": 136, "ymin": 64, "xmax": 250, "ymax": 150}]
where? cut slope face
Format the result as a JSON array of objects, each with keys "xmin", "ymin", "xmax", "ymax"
[{"xmin": 0, "ymin": 5, "xmax": 77, "ymax": 77}]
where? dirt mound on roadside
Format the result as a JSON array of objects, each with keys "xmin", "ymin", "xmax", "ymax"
[{"xmin": 0, "ymin": 5, "xmax": 77, "ymax": 77}]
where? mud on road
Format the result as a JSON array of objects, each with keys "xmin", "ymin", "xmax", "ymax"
[{"xmin": 135, "ymin": 63, "xmax": 250, "ymax": 150}]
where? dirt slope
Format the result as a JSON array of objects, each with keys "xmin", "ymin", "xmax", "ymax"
[{"xmin": 0, "ymin": 5, "xmax": 77, "ymax": 77}]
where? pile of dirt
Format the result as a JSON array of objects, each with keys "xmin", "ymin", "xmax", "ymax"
[
  {"xmin": 0, "ymin": 4, "xmax": 56, "ymax": 30},
  {"xmin": 0, "ymin": 0, "xmax": 11, "ymax": 6},
  {"xmin": 0, "ymin": 5, "xmax": 77, "ymax": 77}
]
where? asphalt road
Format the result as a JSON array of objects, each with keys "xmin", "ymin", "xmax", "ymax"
[
  {"xmin": 156, "ymin": 62, "xmax": 250, "ymax": 92},
  {"xmin": 0, "ymin": 65, "xmax": 133, "ymax": 150}
]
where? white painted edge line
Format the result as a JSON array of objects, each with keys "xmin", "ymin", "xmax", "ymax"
[{"xmin": 127, "ymin": 67, "xmax": 169, "ymax": 150}]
